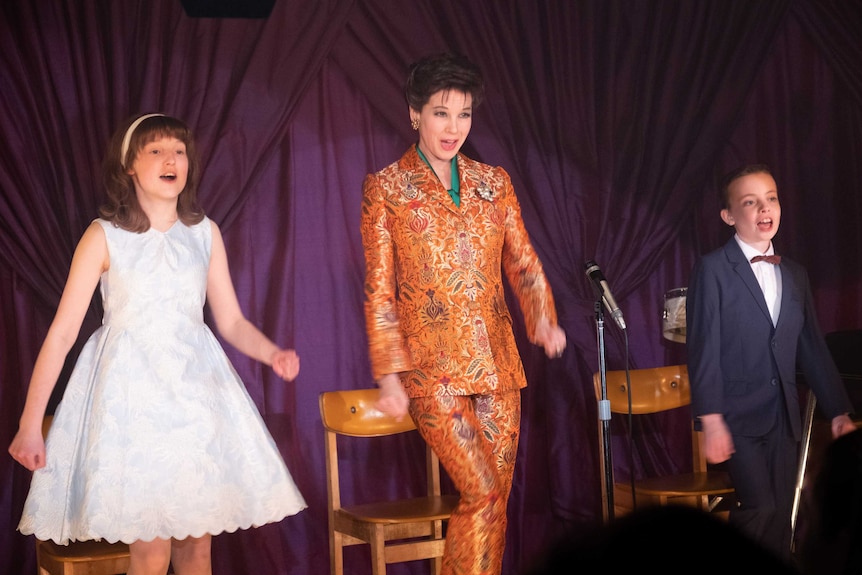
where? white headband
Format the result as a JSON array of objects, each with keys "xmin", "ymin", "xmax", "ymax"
[{"xmin": 121, "ymin": 113, "xmax": 165, "ymax": 168}]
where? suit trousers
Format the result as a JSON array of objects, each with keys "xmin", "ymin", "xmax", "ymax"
[
  {"xmin": 727, "ymin": 400, "xmax": 797, "ymax": 563},
  {"xmin": 409, "ymin": 390, "xmax": 521, "ymax": 575}
]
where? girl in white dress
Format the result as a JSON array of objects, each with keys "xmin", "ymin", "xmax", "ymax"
[{"xmin": 8, "ymin": 113, "xmax": 307, "ymax": 575}]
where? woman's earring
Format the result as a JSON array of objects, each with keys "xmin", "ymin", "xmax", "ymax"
[{"xmin": 411, "ymin": 117, "xmax": 420, "ymax": 130}]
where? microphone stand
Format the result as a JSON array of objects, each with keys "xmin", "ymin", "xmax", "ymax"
[{"xmin": 594, "ymin": 298, "xmax": 615, "ymax": 521}]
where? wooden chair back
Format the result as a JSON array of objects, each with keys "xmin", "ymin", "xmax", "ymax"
[
  {"xmin": 600, "ymin": 364, "xmax": 691, "ymax": 414},
  {"xmin": 36, "ymin": 415, "xmax": 132, "ymax": 575},
  {"xmin": 593, "ymin": 365, "xmax": 734, "ymax": 521},
  {"xmin": 319, "ymin": 388, "xmax": 458, "ymax": 575}
]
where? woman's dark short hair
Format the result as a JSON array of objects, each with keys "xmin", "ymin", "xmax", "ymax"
[{"xmin": 405, "ymin": 52, "xmax": 485, "ymax": 111}]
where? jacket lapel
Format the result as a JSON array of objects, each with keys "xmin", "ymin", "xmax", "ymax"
[
  {"xmin": 725, "ymin": 238, "xmax": 774, "ymax": 325},
  {"xmin": 400, "ymin": 147, "xmax": 461, "ymax": 216}
]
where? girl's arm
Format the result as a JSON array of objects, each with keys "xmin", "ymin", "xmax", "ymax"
[
  {"xmin": 9, "ymin": 221, "xmax": 108, "ymax": 470},
  {"xmin": 205, "ymin": 220, "xmax": 299, "ymax": 381}
]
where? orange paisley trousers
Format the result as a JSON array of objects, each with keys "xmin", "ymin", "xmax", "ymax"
[{"xmin": 410, "ymin": 391, "xmax": 520, "ymax": 575}]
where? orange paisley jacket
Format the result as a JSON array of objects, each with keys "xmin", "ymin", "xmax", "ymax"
[{"xmin": 360, "ymin": 146, "xmax": 558, "ymax": 397}]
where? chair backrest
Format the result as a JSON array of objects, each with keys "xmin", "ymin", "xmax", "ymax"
[
  {"xmin": 319, "ymin": 387, "xmax": 448, "ymax": 505},
  {"xmin": 42, "ymin": 415, "xmax": 53, "ymax": 440},
  {"xmin": 320, "ymin": 388, "xmax": 418, "ymax": 437},
  {"xmin": 594, "ymin": 364, "xmax": 704, "ymax": 471},
  {"xmin": 594, "ymin": 364, "xmax": 691, "ymax": 415}
]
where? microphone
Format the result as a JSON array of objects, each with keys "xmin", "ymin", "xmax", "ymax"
[{"xmin": 584, "ymin": 260, "xmax": 626, "ymax": 330}]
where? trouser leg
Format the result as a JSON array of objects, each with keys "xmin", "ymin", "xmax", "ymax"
[
  {"xmin": 410, "ymin": 391, "xmax": 521, "ymax": 575},
  {"xmin": 728, "ymin": 407, "xmax": 797, "ymax": 562}
]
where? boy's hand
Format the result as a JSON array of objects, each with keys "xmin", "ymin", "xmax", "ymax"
[
  {"xmin": 700, "ymin": 413, "xmax": 735, "ymax": 464},
  {"xmin": 832, "ymin": 413, "xmax": 857, "ymax": 438}
]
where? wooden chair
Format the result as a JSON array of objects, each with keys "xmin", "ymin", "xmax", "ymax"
[
  {"xmin": 35, "ymin": 416, "xmax": 131, "ymax": 575},
  {"xmin": 319, "ymin": 388, "xmax": 459, "ymax": 575},
  {"xmin": 593, "ymin": 364, "xmax": 735, "ymax": 522}
]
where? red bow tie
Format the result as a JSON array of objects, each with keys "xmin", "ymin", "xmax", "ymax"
[{"xmin": 751, "ymin": 255, "xmax": 781, "ymax": 264}]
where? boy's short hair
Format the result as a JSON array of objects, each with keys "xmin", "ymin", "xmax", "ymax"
[{"xmin": 719, "ymin": 164, "xmax": 772, "ymax": 209}]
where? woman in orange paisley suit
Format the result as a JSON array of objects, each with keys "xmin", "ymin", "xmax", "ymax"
[{"xmin": 360, "ymin": 52, "xmax": 567, "ymax": 575}]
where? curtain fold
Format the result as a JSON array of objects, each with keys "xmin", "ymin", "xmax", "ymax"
[{"xmin": 791, "ymin": 0, "xmax": 862, "ymax": 107}]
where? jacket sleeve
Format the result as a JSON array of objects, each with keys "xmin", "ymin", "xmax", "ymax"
[
  {"xmin": 359, "ymin": 172, "xmax": 412, "ymax": 381},
  {"xmin": 497, "ymin": 167, "xmax": 558, "ymax": 341},
  {"xmin": 795, "ymin": 266, "xmax": 854, "ymax": 419},
  {"xmin": 686, "ymin": 256, "xmax": 725, "ymax": 420}
]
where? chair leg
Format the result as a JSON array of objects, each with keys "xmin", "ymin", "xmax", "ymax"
[
  {"xmin": 370, "ymin": 525, "xmax": 386, "ymax": 575},
  {"xmin": 330, "ymin": 531, "xmax": 344, "ymax": 575},
  {"xmin": 35, "ymin": 542, "xmax": 51, "ymax": 575},
  {"xmin": 430, "ymin": 518, "xmax": 443, "ymax": 575}
]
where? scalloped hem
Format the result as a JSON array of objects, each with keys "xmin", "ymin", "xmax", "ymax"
[{"xmin": 21, "ymin": 503, "xmax": 308, "ymax": 546}]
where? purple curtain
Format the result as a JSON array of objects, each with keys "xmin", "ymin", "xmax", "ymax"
[{"xmin": 2, "ymin": 1, "xmax": 861, "ymax": 573}]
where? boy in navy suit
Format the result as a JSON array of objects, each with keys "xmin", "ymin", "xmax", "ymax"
[{"xmin": 686, "ymin": 164, "xmax": 855, "ymax": 563}]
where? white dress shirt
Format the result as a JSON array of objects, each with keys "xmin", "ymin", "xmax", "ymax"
[{"xmin": 735, "ymin": 234, "xmax": 782, "ymax": 326}]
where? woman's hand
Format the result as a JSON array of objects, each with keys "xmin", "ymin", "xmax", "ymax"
[
  {"xmin": 271, "ymin": 348, "xmax": 300, "ymax": 381},
  {"xmin": 375, "ymin": 373, "xmax": 409, "ymax": 421},
  {"xmin": 534, "ymin": 317, "xmax": 567, "ymax": 359}
]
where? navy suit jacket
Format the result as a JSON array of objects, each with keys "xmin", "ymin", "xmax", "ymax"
[{"xmin": 686, "ymin": 237, "xmax": 852, "ymax": 441}]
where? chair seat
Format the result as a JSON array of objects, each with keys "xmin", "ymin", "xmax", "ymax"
[
  {"xmin": 634, "ymin": 471, "xmax": 734, "ymax": 497},
  {"xmin": 339, "ymin": 494, "xmax": 459, "ymax": 523},
  {"xmin": 39, "ymin": 539, "xmax": 130, "ymax": 561},
  {"xmin": 37, "ymin": 539, "xmax": 131, "ymax": 575}
]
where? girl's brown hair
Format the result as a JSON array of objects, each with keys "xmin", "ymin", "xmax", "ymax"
[{"xmin": 100, "ymin": 114, "xmax": 205, "ymax": 232}]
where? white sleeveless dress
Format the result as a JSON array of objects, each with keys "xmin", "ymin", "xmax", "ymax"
[{"xmin": 18, "ymin": 217, "xmax": 306, "ymax": 545}]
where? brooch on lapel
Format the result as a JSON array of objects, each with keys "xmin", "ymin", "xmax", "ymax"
[
  {"xmin": 402, "ymin": 173, "xmax": 420, "ymax": 200},
  {"xmin": 475, "ymin": 180, "xmax": 495, "ymax": 202}
]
